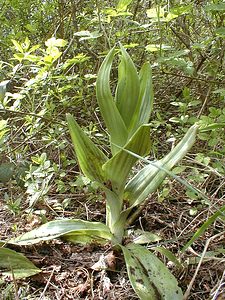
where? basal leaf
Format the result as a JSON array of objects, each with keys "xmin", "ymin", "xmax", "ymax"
[
  {"xmin": 67, "ymin": 113, "xmax": 107, "ymax": 183},
  {"xmin": 121, "ymin": 245, "xmax": 159, "ymax": 300},
  {"xmin": 0, "ymin": 248, "xmax": 41, "ymax": 284},
  {"xmin": 103, "ymin": 124, "xmax": 150, "ymax": 195},
  {"xmin": 115, "ymin": 44, "xmax": 140, "ymax": 131},
  {"xmin": 124, "ymin": 244, "xmax": 183, "ymax": 299},
  {"xmin": 96, "ymin": 47, "xmax": 128, "ymax": 155},
  {"xmin": 124, "ymin": 124, "xmax": 198, "ymax": 206},
  {"xmin": 9, "ymin": 219, "xmax": 113, "ymax": 245}
]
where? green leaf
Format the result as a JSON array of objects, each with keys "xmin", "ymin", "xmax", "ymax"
[
  {"xmin": 116, "ymin": 0, "xmax": 133, "ymax": 11},
  {"xmin": 145, "ymin": 44, "xmax": 172, "ymax": 52},
  {"xmin": 121, "ymin": 246, "xmax": 160, "ymax": 299},
  {"xmin": 62, "ymin": 233, "xmax": 108, "ymax": 245},
  {"xmin": 115, "ymin": 44, "xmax": 140, "ymax": 132},
  {"xmin": 66, "ymin": 113, "xmax": 107, "ymax": 183},
  {"xmin": 121, "ymin": 244, "xmax": 183, "ymax": 299},
  {"xmin": 0, "ymin": 248, "xmax": 41, "ymax": 284},
  {"xmin": 124, "ymin": 125, "xmax": 198, "ymax": 206},
  {"xmin": 103, "ymin": 124, "xmax": 151, "ymax": 195},
  {"xmin": 45, "ymin": 37, "xmax": 67, "ymax": 48},
  {"xmin": 74, "ymin": 30, "xmax": 102, "ymax": 41},
  {"xmin": 96, "ymin": 47, "xmax": 128, "ymax": 155},
  {"xmin": 199, "ymin": 123, "xmax": 225, "ymax": 132},
  {"xmin": 104, "ymin": 188, "xmax": 123, "ymax": 234},
  {"xmin": 11, "ymin": 39, "xmax": 24, "ymax": 53},
  {"xmin": 182, "ymin": 205, "xmax": 225, "ymax": 252},
  {"xmin": 129, "ymin": 62, "xmax": 154, "ymax": 134},
  {"xmin": 10, "ymin": 219, "xmax": 113, "ymax": 246}
]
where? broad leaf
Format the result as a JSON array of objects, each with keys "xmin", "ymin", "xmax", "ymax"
[
  {"xmin": 122, "ymin": 244, "xmax": 183, "ymax": 299},
  {"xmin": 0, "ymin": 248, "xmax": 41, "ymax": 284},
  {"xmin": 96, "ymin": 47, "xmax": 128, "ymax": 155},
  {"xmin": 103, "ymin": 124, "xmax": 151, "ymax": 195},
  {"xmin": 129, "ymin": 63, "xmax": 154, "ymax": 135},
  {"xmin": 121, "ymin": 246, "xmax": 159, "ymax": 299},
  {"xmin": 67, "ymin": 113, "xmax": 107, "ymax": 183},
  {"xmin": 10, "ymin": 219, "xmax": 113, "ymax": 245},
  {"xmin": 63, "ymin": 233, "xmax": 109, "ymax": 245},
  {"xmin": 124, "ymin": 124, "xmax": 198, "ymax": 206},
  {"xmin": 115, "ymin": 44, "xmax": 140, "ymax": 131}
]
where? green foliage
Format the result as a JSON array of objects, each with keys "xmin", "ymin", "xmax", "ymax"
[
  {"xmin": 0, "ymin": 248, "xmax": 41, "ymax": 284},
  {"xmin": 10, "ymin": 44, "xmax": 200, "ymax": 299},
  {"xmin": 121, "ymin": 244, "xmax": 183, "ymax": 299},
  {"xmin": 0, "ymin": 1, "xmax": 224, "ymax": 298}
]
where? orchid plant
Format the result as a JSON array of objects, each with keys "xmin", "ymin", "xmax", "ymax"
[{"xmin": 7, "ymin": 44, "xmax": 199, "ymax": 299}]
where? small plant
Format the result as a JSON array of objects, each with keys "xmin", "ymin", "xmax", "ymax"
[{"xmin": 7, "ymin": 44, "xmax": 199, "ymax": 299}]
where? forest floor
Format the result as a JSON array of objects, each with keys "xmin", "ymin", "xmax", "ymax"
[{"xmin": 0, "ymin": 183, "xmax": 224, "ymax": 300}]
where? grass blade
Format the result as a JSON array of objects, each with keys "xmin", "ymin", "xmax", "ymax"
[{"xmin": 182, "ymin": 205, "xmax": 225, "ymax": 252}]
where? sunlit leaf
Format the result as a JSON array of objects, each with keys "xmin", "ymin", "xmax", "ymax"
[
  {"xmin": 146, "ymin": 7, "xmax": 164, "ymax": 19},
  {"xmin": 116, "ymin": 0, "xmax": 133, "ymax": 11},
  {"xmin": 45, "ymin": 37, "xmax": 67, "ymax": 48},
  {"xmin": 199, "ymin": 123, "xmax": 225, "ymax": 132},
  {"xmin": 124, "ymin": 125, "xmax": 198, "ymax": 206},
  {"xmin": 145, "ymin": 44, "xmax": 172, "ymax": 52},
  {"xmin": 11, "ymin": 39, "xmax": 24, "ymax": 53},
  {"xmin": 10, "ymin": 219, "xmax": 113, "ymax": 245}
]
